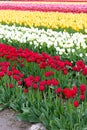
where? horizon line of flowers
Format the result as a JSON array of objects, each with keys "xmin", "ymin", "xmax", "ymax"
[
  {"xmin": 10, "ymin": 0, "xmax": 87, "ymax": 2},
  {"xmin": 0, "ymin": 1, "xmax": 87, "ymax": 5},
  {"xmin": 0, "ymin": 3, "xmax": 87, "ymax": 13}
]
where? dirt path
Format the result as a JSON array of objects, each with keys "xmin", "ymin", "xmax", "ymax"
[
  {"xmin": 0, "ymin": 109, "xmax": 46, "ymax": 130},
  {"xmin": 0, "ymin": 109, "xmax": 31, "ymax": 130}
]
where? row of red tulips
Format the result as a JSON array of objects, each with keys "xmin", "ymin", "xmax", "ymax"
[
  {"xmin": 0, "ymin": 43, "xmax": 87, "ymax": 75},
  {"xmin": 0, "ymin": 43, "xmax": 87, "ymax": 105}
]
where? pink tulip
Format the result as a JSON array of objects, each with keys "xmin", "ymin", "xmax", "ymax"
[{"xmin": 0, "ymin": 3, "xmax": 87, "ymax": 13}]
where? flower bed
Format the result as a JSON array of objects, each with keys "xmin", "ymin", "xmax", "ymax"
[
  {"xmin": 0, "ymin": 1, "xmax": 87, "ymax": 130},
  {"xmin": 0, "ymin": 43, "xmax": 87, "ymax": 129},
  {"xmin": 0, "ymin": 24, "xmax": 87, "ymax": 62},
  {"xmin": 0, "ymin": 10, "xmax": 87, "ymax": 32},
  {"xmin": 0, "ymin": 2, "xmax": 87, "ymax": 13}
]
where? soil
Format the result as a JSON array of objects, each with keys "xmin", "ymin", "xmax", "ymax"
[
  {"xmin": 0, "ymin": 109, "xmax": 46, "ymax": 130},
  {"xmin": 0, "ymin": 109, "xmax": 32, "ymax": 130}
]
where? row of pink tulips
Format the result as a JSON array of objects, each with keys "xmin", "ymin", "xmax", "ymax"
[
  {"xmin": 11, "ymin": 0, "xmax": 87, "ymax": 2},
  {"xmin": 0, "ymin": 3, "xmax": 87, "ymax": 13}
]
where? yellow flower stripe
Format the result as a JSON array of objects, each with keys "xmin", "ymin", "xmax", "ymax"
[{"xmin": 0, "ymin": 10, "xmax": 87, "ymax": 31}]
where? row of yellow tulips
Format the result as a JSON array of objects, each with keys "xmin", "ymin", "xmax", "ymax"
[{"xmin": 0, "ymin": 10, "xmax": 87, "ymax": 32}]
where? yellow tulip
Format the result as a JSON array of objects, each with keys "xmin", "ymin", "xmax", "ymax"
[{"xmin": 0, "ymin": 10, "xmax": 87, "ymax": 32}]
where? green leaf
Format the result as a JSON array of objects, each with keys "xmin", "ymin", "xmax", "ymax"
[
  {"xmin": 16, "ymin": 112, "xmax": 40, "ymax": 123},
  {"xmin": 10, "ymin": 103, "xmax": 22, "ymax": 112},
  {"xmin": 50, "ymin": 119, "xmax": 61, "ymax": 130},
  {"xmin": 22, "ymin": 107, "xmax": 30, "ymax": 113},
  {"xmin": 82, "ymin": 109, "xmax": 87, "ymax": 119},
  {"xmin": 32, "ymin": 107, "xmax": 41, "ymax": 117},
  {"xmin": 40, "ymin": 113, "xmax": 49, "ymax": 127},
  {"xmin": 0, "ymin": 104, "xmax": 9, "ymax": 111},
  {"xmin": 0, "ymin": 107, "xmax": 4, "ymax": 111}
]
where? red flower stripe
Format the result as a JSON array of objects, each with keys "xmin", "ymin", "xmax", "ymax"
[{"xmin": 0, "ymin": 43, "xmax": 86, "ymax": 104}]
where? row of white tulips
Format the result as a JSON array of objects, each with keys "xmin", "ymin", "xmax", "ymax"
[{"xmin": 0, "ymin": 24, "xmax": 87, "ymax": 57}]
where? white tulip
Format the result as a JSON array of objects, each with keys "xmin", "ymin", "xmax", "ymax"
[
  {"xmin": 0, "ymin": 24, "xmax": 86, "ymax": 58},
  {"xmin": 72, "ymin": 49, "xmax": 75, "ymax": 53},
  {"xmin": 79, "ymin": 53, "xmax": 83, "ymax": 57}
]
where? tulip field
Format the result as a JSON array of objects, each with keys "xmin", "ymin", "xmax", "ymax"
[{"xmin": 0, "ymin": 1, "xmax": 87, "ymax": 130}]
